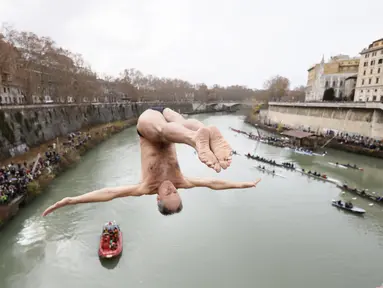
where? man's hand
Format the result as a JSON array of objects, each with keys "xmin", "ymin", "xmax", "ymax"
[
  {"xmin": 239, "ymin": 179, "xmax": 261, "ymax": 188},
  {"xmin": 42, "ymin": 197, "xmax": 72, "ymax": 216}
]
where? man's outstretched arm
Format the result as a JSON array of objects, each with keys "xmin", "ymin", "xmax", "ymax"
[
  {"xmin": 42, "ymin": 184, "xmax": 143, "ymax": 216},
  {"xmin": 182, "ymin": 177, "xmax": 261, "ymax": 190}
]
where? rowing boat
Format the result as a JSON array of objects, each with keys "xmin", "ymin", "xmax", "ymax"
[
  {"xmin": 245, "ymin": 154, "xmax": 296, "ymax": 171},
  {"xmin": 313, "ymin": 152, "xmax": 327, "ymax": 156},
  {"xmin": 341, "ymin": 163, "xmax": 364, "ymax": 171},
  {"xmin": 293, "ymin": 149, "xmax": 326, "ymax": 157},
  {"xmin": 336, "ymin": 184, "xmax": 383, "ymax": 204},
  {"xmin": 294, "ymin": 149, "xmax": 313, "ymax": 156},
  {"xmin": 296, "ymin": 169, "xmax": 331, "ymax": 182},
  {"xmin": 254, "ymin": 166, "xmax": 286, "ymax": 178},
  {"xmin": 331, "ymin": 200, "xmax": 366, "ymax": 214},
  {"xmin": 328, "ymin": 162, "xmax": 348, "ymax": 169}
]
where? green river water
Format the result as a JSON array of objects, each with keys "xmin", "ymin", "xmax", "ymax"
[{"xmin": 0, "ymin": 113, "xmax": 382, "ymax": 288}]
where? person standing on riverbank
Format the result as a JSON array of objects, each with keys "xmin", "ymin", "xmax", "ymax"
[{"xmin": 43, "ymin": 107, "xmax": 261, "ymax": 217}]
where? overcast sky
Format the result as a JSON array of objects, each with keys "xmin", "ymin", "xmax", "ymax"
[{"xmin": 0, "ymin": 0, "xmax": 382, "ymax": 88}]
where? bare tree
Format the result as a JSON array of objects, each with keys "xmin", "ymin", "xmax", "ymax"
[
  {"xmin": 263, "ymin": 75, "xmax": 290, "ymax": 101},
  {"xmin": 1, "ymin": 23, "xmax": 308, "ymax": 106}
]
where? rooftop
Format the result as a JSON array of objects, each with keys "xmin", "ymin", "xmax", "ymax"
[{"xmin": 360, "ymin": 38, "xmax": 383, "ymax": 54}]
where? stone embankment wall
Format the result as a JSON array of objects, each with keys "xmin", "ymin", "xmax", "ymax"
[
  {"xmin": 267, "ymin": 105, "xmax": 383, "ymax": 138},
  {"xmin": 0, "ymin": 102, "xmax": 193, "ymax": 160}
]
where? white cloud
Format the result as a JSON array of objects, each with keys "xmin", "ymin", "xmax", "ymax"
[{"xmin": 1, "ymin": 0, "xmax": 382, "ymax": 88}]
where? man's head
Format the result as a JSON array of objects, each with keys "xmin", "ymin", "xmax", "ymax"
[{"xmin": 157, "ymin": 180, "xmax": 183, "ymax": 216}]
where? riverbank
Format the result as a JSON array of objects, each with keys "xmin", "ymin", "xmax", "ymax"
[
  {"xmin": 0, "ymin": 118, "xmax": 137, "ymax": 230},
  {"xmin": 244, "ymin": 115, "xmax": 383, "ymax": 159}
]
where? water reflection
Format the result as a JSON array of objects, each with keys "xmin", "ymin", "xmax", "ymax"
[{"xmin": 99, "ymin": 256, "xmax": 121, "ymax": 270}]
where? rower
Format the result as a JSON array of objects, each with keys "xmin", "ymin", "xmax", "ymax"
[{"xmin": 345, "ymin": 202, "xmax": 353, "ymax": 209}]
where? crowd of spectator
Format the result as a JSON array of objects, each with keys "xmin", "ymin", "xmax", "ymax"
[
  {"xmin": 259, "ymin": 120, "xmax": 383, "ymax": 152},
  {"xmin": 327, "ymin": 131, "xmax": 383, "ymax": 151},
  {"xmin": 0, "ymin": 131, "xmax": 92, "ymax": 205}
]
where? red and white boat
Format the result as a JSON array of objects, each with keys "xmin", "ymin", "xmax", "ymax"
[{"xmin": 98, "ymin": 221, "xmax": 123, "ymax": 259}]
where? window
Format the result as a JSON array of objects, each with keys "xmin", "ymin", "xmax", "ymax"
[
  {"xmin": 371, "ymin": 69, "xmax": 373, "ymax": 74},
  {"xmin": 373, "ymin": 52, "xmax": 377, "ymax": 56},
  {"xmin": 362, "ymin": 79, "xmax": 365, "ymax": 85},
  {"xmin": 325, "ymin": 81, "xmax": 329, "ymax": 87},
  {"xmin": 377, "ymin": 78, "xmax": 380, "ymax": 84},
  {"xmin": 379, "ymin": 59, "xmax": 383, "ymax": 64},
  {"xmin": 373, "ymin": 96, "xmax": 377, "ymax": 101},
  {"xmin": 332, "ymin": 81, "xmax": 336, "ymax": 87},
  {"xmin": 371, "ymin": 60, "xmax": 375, "ymax": 65},
  {"xmin": 364, "ymin": 61, "xmax": 368, "ymax": 67},
  {"xmin": 2, "ymin": 87, "xmax": 5, "ymax": 93},
  {"xmin": 363, "ymin": 70, "xmax": 366, "ymax": 75},
  {"xmin": 340, "ymin": 81, "xmax": 343, "ymax": 86},
  {"xmin": 369, "ymin": 78, "xmax": 372, "ymax": 84},
  {"xmin": 366, "ymin": 54, "xmax": 370, "ymax": 58},
  {"xmin": 375, "ymin": 89, "xmax": 378, "ymax": 92},
  {"xmin": 361, "ymin": 90, "xmax": 363, "ymax": 93},
  {"xmin": 379, "ymin": 68, "xmax": 381, "ymax": 73},
  {"xmin": 367, "ymin": 90, "xmax": 370, "ymax": 92}
]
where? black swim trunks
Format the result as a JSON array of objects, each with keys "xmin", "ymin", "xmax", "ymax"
[
  {"xmin": 150, "ymin": 106, "xmax": 165, "ymax": 113},
  {"xmin": 137, "ymin": 106, "xmax": 166, "ymax": 138}
]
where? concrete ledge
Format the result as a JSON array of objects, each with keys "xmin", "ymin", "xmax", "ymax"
[
  {"xmin": 269, "ymin": 101, "xmax": 383, "ymax": 110},
  {"xmin": 0, "ymin": 101, "xmax": 192, "ymax": 111}
]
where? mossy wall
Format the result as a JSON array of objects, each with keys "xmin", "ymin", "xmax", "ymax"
[{"xmin": 0, "ymin": 102, "xmax": 193, "ymax": 160}]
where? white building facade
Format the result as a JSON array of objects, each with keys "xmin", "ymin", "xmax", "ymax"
[
  {"xmin": 306, "ymin": 56, "xmax": 358, "ymax": 101},
  {"xmin": 354, "ymin": 38, "xmax": 383, "ymax": 102}
]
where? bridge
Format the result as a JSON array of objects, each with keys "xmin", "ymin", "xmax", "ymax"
[{"xmin": 191, "ymin": 101, "xmax": 253, "ymax": 112}]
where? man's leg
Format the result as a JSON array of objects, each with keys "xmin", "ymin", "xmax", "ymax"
[
  {"xmin": 163, "ymin": 108, "xmax": 204, "ymax": 131},
  {"xmin": 137, "ymin": 109, "xmax": 221, "ymax": 172},
  {"xmin": 162, "ymin": 108, "xmax": 232, "ymax": 169}
]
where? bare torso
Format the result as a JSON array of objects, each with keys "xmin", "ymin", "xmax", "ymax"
[{"xmin": 139, "ymin": 137, "xmax": 186, "ymax": 194}]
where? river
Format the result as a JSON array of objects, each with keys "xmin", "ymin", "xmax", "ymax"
[{"xmin": 0, "ymin": 114, "xmax": 382, "ymax": 288}]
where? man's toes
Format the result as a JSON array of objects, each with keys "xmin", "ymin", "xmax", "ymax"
[{"xmin": 219, "ymin": 160, "xmax": 229, "ymax": 169}]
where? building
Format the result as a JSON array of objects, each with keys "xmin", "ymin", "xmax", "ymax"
[
  {"xmin": 0, "ymin": 71, "xmax": 25, "ymax": 105},
  {"xmin": 354, "ymin": 38, "xmax": 383, "ymax": 102},
  {"xmin": 305, "ymin": 55, "xmax": 359, "ymax": 102},
  {"xmin": 280, "ymin": 130, "xmax": 319, "ymax": 149}
]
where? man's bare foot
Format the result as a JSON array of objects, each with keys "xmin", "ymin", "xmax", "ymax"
[
  {"xmin": 195, "ymin": 127, "xmax": 221, "ymax": 172},
  {"xmin": 208, "ymin": 126, "xmax": 232, "ymax": 169}
]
